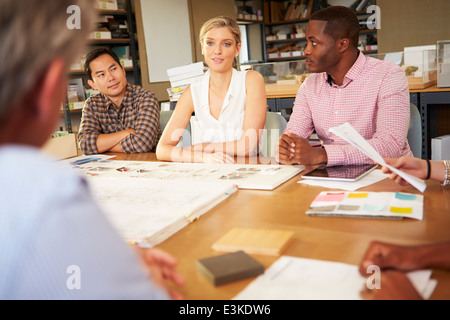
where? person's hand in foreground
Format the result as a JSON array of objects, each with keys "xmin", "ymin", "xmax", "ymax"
[{"xmin": 133, "ymin": 247, "xmax": 185, "ymax": 300}]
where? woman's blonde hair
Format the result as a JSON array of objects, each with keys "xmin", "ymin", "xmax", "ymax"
[{"xmin": 199, "ymin": 16, "xmax": 241, "ymax": 47}]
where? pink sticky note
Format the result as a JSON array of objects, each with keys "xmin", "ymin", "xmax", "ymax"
[{"xmin": 314, "ymin": 192, "xmax": 346, "ymax": 202}]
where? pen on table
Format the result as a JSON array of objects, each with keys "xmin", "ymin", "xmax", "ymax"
[
  {"xmin": 127, "ymin": 240, "xmax": 153, "ymax": 248},
  {"xmin": 70, "ymin": 157, "xmax": 100, "ymax": 166}
]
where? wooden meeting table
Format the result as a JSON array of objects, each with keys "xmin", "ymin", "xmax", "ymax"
[{"xmin": 106, "ymin": 152, "xmax": 450, "ymax": 300}]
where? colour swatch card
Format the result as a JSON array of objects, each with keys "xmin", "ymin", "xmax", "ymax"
[{"xmin": 306, "ymin": 191, "xmax": 424, "ymax": 220}]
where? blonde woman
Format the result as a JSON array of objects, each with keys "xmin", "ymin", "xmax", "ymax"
[{"xmin": 156, "ymin": 16, "xmax": 267, "ymax": 163}]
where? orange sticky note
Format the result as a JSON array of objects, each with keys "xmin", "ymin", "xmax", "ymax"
[
  {"xmin": 348, "ymin": 193, "xmax": 368, "ymax": 198},
  {"xmin": 390, "ymin": 207, "xmax": 413, "ymax": 214}
]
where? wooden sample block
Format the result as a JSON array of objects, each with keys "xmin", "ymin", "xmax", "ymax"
[{"xmin": 212, "ymin": 228, "xmax": 294, "ymax": 256}]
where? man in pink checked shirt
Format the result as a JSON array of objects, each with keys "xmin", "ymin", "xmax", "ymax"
[{"xmin": 276, "ymin": 6, "xmax": 413, "ymax": 167}]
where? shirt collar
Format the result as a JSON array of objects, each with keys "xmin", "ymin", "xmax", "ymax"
[
  {"xmin": 323, "ymin": 50, "xmax": 365, "ymax": 87},
  {"xmin": 345, "ymin": 50, "xmax": 365, "ymax": 81},
  {"xmin": 103, "ymin": 83, "xmax": 132, "ymax": 111},
  {"xmin": 201, "ymin": 69, "xmax": 237, "ymax": 115}
]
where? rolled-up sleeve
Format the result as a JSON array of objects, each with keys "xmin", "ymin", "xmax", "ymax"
[
  {"xmin": 120, "ymin": 92, "xmax": 161, "ymax": 153},
  {"xmin": 78, "ymin": 101, "xmax": 101, "ymax": 155}
]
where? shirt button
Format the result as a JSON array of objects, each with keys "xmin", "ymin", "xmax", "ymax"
[{"xmin": 335, "ymin": 111, "xmax": 338, "ymax": 114}]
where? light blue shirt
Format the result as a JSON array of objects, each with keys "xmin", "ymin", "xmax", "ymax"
[{"xmin": 0, "ymin": 145, "xmax": 168, "ymax": 300}]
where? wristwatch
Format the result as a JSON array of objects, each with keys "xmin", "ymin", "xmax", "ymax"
[{"xmin": 442, "ymin": 160, "xmax": 450, "ymax": 187}]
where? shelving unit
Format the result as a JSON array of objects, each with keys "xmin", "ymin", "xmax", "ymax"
[
  {"xmin": 236, "ymin": 0, "xmax": 378, "ymax": 64},
  {"xmin": 62, "ymin": 0, "xmax": 141, "ymax": 133},
  {"xmin": 236, "ymin": 0, "xmax": 267, "ymax": 65}
]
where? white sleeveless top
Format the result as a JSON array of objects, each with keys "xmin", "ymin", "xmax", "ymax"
[{"xmin": 190, "ymin": 68, "xmax": 247, "ymax": 144}]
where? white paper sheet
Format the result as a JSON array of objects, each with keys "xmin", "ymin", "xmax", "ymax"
[
  {"xmin": 234, "ymin": 256, "xmax": 435, "ymax": 300},
  {"xmin": 329, "ymin": 123, "xmax": 427, "ymax": 192}
]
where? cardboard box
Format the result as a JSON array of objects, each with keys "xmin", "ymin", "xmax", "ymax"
[
  {"xmin": 90, "ymin": 31, "xmax": 112, "ymax": 40},
  {"xmin": 42, "ymin": 134, "xmax": 78, "ymax": 160},
  {"xmin": 291, "ymin": 33, "xmax": 305, "ymax": 39},
  {"xmin": 120, "ymin": 59, "xmax": 133, "ymax": 68},
  {"xmin": 432, "ymin": 135, "xmax": 450, "ymax": 161},
  {"xmin": 95, "ymin": 0, "xmax": 118, "ymax": 10},
  {"xmin": 68, "ymin": 102, "xmax": 85, "ymax": 110}
]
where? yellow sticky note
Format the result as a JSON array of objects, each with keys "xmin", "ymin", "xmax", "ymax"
[
  {"xmin": 390, "ymin": 207, "xmax": 413, "ymax": 214},
  {"xmin": 348, "ymin": 193, "xmax": 368, "ymax": 198}
]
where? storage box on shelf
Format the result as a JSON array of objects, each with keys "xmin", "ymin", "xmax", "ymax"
[
  {"xmin": 368, "ymin": 49, "xmax": 437, "ymax": 90},
  {"xmin": 95, "ymin": 0, "xmax": 118, "ymax": 11},
  {"xmin": 236, "ymin": 0, "xmax": 264, "ymax": 21},
  {"xmin": 403, "ymin": 45, "xmax": 437, "ymax": 90},
  {"xmin": 437, "ymin": 40, "xmax": 450, "ymax": 88}
]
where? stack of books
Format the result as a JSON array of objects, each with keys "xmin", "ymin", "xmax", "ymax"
[
  {"xmin": 166, "ymin": 62, "xmax": 205, "ymax": 102},
  {"xmin": 167, "ymin": 62, "xmax": 204, "ymax": 88}
]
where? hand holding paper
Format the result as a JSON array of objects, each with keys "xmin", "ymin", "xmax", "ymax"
[{"xmin": 329, "ymin": 123, "xmax": 426, "ymax": 192}]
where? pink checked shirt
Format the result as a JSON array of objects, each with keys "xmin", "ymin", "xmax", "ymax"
[{"xmin": 286, "ymin": 52, "xmax": 413, "ymax": 166}]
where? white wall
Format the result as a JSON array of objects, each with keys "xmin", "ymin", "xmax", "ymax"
[{"xmin": 140, "ymin": 0, "xmax": 193, "ymax": 82}]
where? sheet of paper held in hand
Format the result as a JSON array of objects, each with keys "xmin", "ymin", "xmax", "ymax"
[{"xmin": 329, "ymin": 122, "xmax": 427, "ymax": 192}]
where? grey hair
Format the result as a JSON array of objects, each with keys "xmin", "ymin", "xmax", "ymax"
[{"xmin": 0, "ymin": 0, "xmax": 96, "ymax": 122}]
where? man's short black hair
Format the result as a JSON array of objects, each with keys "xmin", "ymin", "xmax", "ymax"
[
  {"xmin": 310, "ymin": 6, "xmax": 360, "ymax": 49},
  {"xmin": 85, "ymin": 48, "xmax": 122, "ymax": 80}
]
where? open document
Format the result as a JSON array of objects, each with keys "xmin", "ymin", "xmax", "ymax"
[
  {"xmin": 329, "ymin": 123, "xmax": 427, "ymax": 192},
  {"xmin": 74, "ymin": 160, "xmax": 303, "ymax": 191},
  {"xmin": 88, "ymin": 177, "xmax": 236, "ymax": 246}
]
